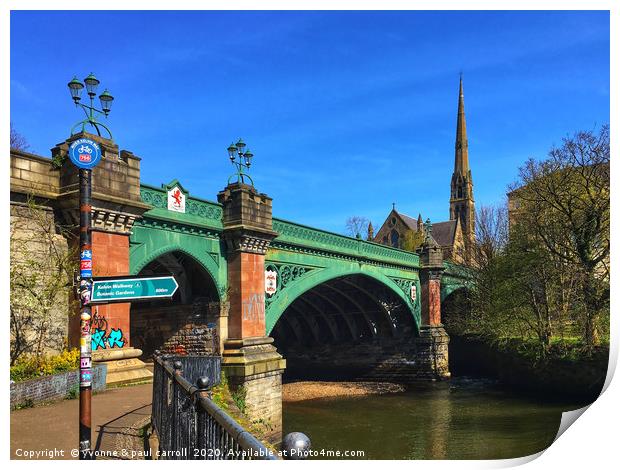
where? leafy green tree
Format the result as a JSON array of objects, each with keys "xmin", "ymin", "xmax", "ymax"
[
  {"xmin": 510, "ymin": 125, "xmax": 609, "ymax": 351},
  {"xmin": 401, "ymin": 229, "xmax": 425, "ymax": 252}
]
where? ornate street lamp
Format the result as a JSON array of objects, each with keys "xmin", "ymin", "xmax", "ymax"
[
  {"xmin": 67, "ymin": 73, "xmax": 114, "ymax": 138},
  {"xmin": 227, "ymin": 138, "xmax": 255, "ymax": 186}
]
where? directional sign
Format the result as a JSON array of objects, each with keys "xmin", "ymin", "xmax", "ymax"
[{"xmin": 90, "ymin": 276, "xmax": 178, "ymax": 304}]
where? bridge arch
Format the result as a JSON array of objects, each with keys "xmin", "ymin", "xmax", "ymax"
[
  {"xmin": 265, "ymin": 266, "xmax": 419, "ymax": 335},
  {"xmin": 131, "ymin": 243, "xmax": 221, "ymax": 294},
  {"xmin": 268, "ymin": 267, "xmax": 420, "ymax": 380},
  {"xmin": 129, "ymin": 247, "xmax": 221, "ymax": 359}
]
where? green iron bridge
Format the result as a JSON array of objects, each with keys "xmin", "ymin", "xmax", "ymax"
[{"xmin": 129, "ymin": 180, "xmax": 470, "ymax": 359}]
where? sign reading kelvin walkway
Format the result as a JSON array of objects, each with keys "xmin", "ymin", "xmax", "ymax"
[{"xmin": 90, "ymin": 276, "xmax": 179, "ymax": 304}]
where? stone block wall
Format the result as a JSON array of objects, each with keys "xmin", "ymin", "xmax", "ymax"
[
  {"xmin": 131, "ymin": 303, "xmax": 220, "ymax": 360},
  {"xmin": 10, "ymin": 202, "xmax": 74, "ymax": 357},
  {"xmin": 228, "ymin": 370, "xmax": 283, "ymax": 442},
  {"xmin": 282, "ymin": 330, "xmax": 450, "ymax": 383},
  {"xmin": 54, "ymin": 135, "xmax": 142, "ymax": 204},
  {"xmin": 10, "ymin": 364, "xmax": 107, "ymax": 410},
  {"xmin": 10, "ymin": 151, "xmax": 60, "ymax": 198}
]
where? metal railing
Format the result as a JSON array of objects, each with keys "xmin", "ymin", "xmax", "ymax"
[{"xmin": 151, "ymin": 355, "xmax": 278, "ymax": 460}]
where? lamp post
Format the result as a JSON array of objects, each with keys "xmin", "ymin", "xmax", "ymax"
[
  {"xmin": 68, "ymin": 72, "xmax": 115, "ymax": 138},
  {"xmin": 227, "ymin": 138, "xmax": 255, "ymax": 186},
  {"xmin": 67, "ymin": 73, "xmax": 114, "ymax": 460}
]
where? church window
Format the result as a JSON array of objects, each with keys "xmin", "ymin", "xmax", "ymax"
[{"xmin": 390, "ymin": 230, "xmax": 400, "ymax": 248}]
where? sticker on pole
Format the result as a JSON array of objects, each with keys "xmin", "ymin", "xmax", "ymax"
[{"xmin": 69, "ymin": 138, "xmax": 102, "ymax": 169}]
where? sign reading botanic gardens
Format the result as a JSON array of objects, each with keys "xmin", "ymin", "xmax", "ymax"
[
  {"xmin": 68, "ymin": 138, "xmax": 102, "ymax": 169},
  {"xmin": 90, "ymin": 276, "xmax": 178, "ymax": 304}
]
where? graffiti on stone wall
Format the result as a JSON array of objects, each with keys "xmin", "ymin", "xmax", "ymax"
[
  {"xmin": 242, "ymin": 293, "xmax": 265, "ymax": 321},
  {"xmin": 91, "ymin": 308, "xmax": 126, "ymax": 350}
]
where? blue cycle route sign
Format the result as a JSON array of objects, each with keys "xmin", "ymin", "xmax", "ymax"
[
  {"xmin": 90, "ymin": 276, "xmax": 178, "ymax": 304},
  {"xmin": 69, "ymin": 138, "xmax": 102, "ymax": 169}
]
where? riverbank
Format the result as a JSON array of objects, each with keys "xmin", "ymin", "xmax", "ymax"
[
  {"xmin": 283, "ymin": 381, "xmax": 405, "ymax": 402},
  {"xmin": 449, "ymin": 334, "xmax": 608, "ymax": 403}
]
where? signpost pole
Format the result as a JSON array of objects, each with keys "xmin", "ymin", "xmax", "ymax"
[
  {"xmin": 67, "ymin": 73, "xmax": 112, "ymax": 460},
  {"xmin": 78, "ymin": 168, "xmax": 93, "ymax": 459}
]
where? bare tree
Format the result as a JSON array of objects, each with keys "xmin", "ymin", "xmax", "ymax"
[
  {"xmin": 345, "ymin": 216, "xmax": 370, "ymax": 238},
  {"xmin": 10, "ymin": 122, "xmax": 29, "ymax": 151},
  {"xmin": 473, "ymin": 204, "xmax": 509, "ymax": 268}
]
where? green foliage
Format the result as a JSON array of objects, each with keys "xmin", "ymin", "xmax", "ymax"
[
  {"xmin": 447, "ymin": 126, "xmax": 609, "ymax": 360},
  {"xmin": 15, "ymin": 399, "xmax": 34, "ymax": 410},
  {"xmin": 51, "ymin": 153, "xmax": 67, "ymax": 169},
  {"xmin": 66, "ymin": 384, "xmax": 79, "ymax": 400},
  {"xmin": 10, "ymin": 349, "xmax": 80, "ymax": 382},
  {"xmin": 401, "ymin": 229, "xmax": 425, "ymax": 252},
  {"xmin": 231, "ymin": 385, "xmax": 247, "ymax": 414}
]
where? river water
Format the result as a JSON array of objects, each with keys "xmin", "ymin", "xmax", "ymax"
[{"xmin": 282, "ymin": 377, "xmax": 586, "ymax": 460}]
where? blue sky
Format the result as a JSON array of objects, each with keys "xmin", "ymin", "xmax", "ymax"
[{"xmin": 10, "ymin": 10, "xmax": 609, "ymax": 233}]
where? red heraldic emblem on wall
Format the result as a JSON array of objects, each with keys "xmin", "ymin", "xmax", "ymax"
[{"xmin": 167, "ymin": 186, "xmax": 186, "ymax": 213}]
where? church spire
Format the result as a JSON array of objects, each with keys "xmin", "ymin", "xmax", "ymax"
[
  {"xmin": 454, "ymin": 74, "xmax": 469, "ymax": 175},
  {"xmin": 450, "ymin": 74, "xmax": 475, "ymax": 263}
]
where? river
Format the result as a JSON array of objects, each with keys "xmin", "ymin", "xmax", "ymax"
[{"xmin": 282, "ymin": 377, "xmax": 586, "ymax": 460}]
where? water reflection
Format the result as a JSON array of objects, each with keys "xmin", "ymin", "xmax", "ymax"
[{"xmin": 282, "ymin": 377, "xmax": 584, "ymax": 460}]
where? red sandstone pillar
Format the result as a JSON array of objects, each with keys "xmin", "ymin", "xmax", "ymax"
[
  {"xmin": 417, "ymin": 222, "xmax": 450, "ymax": 379},
  {"xmin": 55, "ymin": 133, "xmax": 150, "ymax": 385},
  {"xmin": 91, "ymin": 231, "xmax": 130, "ymax": 346},
  {"xmin": 217, "ymin": 182, "xmax": 286, "ymax": 443},
  {"xmin": 420, "ymin": 270, "xmax": 443, "ymax": 327}
]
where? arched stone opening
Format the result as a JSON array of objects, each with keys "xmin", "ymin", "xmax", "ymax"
[
  {"xmin": 271, "ymin": 274, "xmax": 415, "ymax": 380},
  {"xmin": 130, "ymin": 250, "xmax": 220, "ymax": 360}
]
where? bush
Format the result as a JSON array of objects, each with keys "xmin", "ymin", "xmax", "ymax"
[{"xmin": 10, "ymin": 349, "xmax": 80, "ymax": 382}]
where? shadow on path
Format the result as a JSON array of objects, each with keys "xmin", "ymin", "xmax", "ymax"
[{"xmin": 93, "ymin": 404, "xmax": 152, "ymax": 459}]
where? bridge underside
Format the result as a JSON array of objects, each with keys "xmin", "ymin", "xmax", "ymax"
[{"xmin": 271, "ymin": 274, "xmax": 421, "ymax": 380}]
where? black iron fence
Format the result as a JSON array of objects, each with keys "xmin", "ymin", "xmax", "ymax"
[{"xmin": 151, "ymin": 354, "xmax": 278, "ymax": 460}]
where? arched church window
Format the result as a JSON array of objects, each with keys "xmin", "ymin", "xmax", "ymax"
[
  {"xmin": 390, "ymin": 230, "xmax": 400, "ymax": 248},
  {"xmin": 458, "ymin": 187, "xmax": 463, "ymax": 198}
]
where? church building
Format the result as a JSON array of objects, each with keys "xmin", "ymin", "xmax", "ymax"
[{"xmin": 372, "ymin": 77, "xmax": 475, "ymax": 264}]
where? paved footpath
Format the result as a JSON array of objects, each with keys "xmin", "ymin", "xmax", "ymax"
[{"xmin": 11, "ymin": 383, "xmax": 153, "ymax": 460}]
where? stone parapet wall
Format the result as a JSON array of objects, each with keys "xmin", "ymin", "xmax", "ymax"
[
  {"xmin": 10, "ymin": 150, "xmax": 60, "ymax": 199},
  {"xmin": 10, "ymin": 364, "xmax": 107, "ymax": 409}
]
